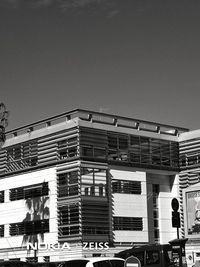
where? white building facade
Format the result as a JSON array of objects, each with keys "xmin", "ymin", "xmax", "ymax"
[
  {"xmin": 179, "ymin": 130, "xmax": 200, "ymax": 267},
  {"xmin": 0, "ymin": 109, "xmax": 188, "ymax": 262}
]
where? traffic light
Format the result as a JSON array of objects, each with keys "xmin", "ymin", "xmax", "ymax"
[{"xmin": 172, "ymin": 211, "xmax": 180, "ymax": 228}]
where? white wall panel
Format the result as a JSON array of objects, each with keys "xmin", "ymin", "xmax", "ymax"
[
  {"xmin": 0, "ymin": 168, "xmax": 56, "ymax": 191},
  {"xmin": 113, "ymin": 194, "xmax": 147, "ymax": 217},
  {"xmin": 110, "ymin": 169, "xmax": 146, "ymax": 182},
  {"xmin": 114, "ymin": 230, "xmax": 148, "ymax": 243}
]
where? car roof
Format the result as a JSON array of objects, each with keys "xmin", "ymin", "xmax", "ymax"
[
  {"xmin": 31, "ymin": 257, "xmax": 125, "ymax": 266},
  {"xmin": 85, "ymin": 257, "xmax": 125, "ymax": 263},
  {"xmin": 0, "ymin": 262, "xmax": 33, "ymax": 266}
]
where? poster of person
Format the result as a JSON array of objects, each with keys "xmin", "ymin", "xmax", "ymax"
[{"xmin": 186, "ymin": 190, "xmax": 200, "ymax": 235}]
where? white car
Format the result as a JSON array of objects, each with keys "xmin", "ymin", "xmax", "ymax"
[
  {"xmin": 83, "ymin": 257, "xmax": 125, "ymax": 267},
  {"xmin": 33, "ymin": 257, "xmax": 125, "ymax": 267}
]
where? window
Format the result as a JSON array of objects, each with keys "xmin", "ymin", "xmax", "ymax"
[
  {"xmin": 57, "ymin": 137, "xmax": 78, "ymax": 160},
  {"xmin": 151, "ymin": 139, "xmax": 161, "ymax": 165},
  {"xmin": 110, "ymin": 260, "xmax": 125, "ymax": 267},
  {"xmin": 58, "ymin": 171, "xmax": 79, "ymax": 198},
  {"xmin": 0, "ymin": 225, "xmax": 4, "ymax": 237},
  {"xmin": 10, "ymin": 182, "xmax": 48, "ymax": 201},
  {"xmin": 24, "ymin": 183, "xmax": 48, "ymax": 199},
  {"xmin": 108, "ymin": 134, "xmax": 129, "ymax": 161},
  {"xmin": 133, "ymin": 252, "xmax": 144, "ymax": 266},
  {"xmin": 114, "ymin": 217, "xmax": 143, "ymax": 231},
  {"xmin": 82, "ymin": 201, "xmax": 110, "ymax": 236},
  {"xmin": 152, "ymin": 184, "xmax": 160, "ymax": 243},
  {"xmin": 80, "ymin": 127, "xmax": 179, "ymax": 170},
  {"xmin": 146, "ymin": 251, "xmax": 160, "ymax": 265},
  {"xmin": 10, "ymin": 219, "xmax": 49, "ymax": 236},
  {"xmin": 140, "ymin": 137, "xmax": 150, "ymax": 164},
  {"xmin": 0, "ymin": 191, "xmax": 4, "ymax": 203},
  {"xmin": 82, "ymin": 146, "xmax": 93, "ymax": 157},
  {"xmin": 94, "ymin": 147, "xmax": 107, "ymax": 159},
  {"xmin": 81, "ymin": 168, "xmax": 107, "ymax": 197},
  {"xmin": 154, "ymin": 229, "xmax": 160, "ymax": 241},
  {"xmin": 58, "ymin": 204, "xmax": 79, "ymax": 237},
  {"xmin": 112, "ymin": 180, "xmax": 141, "ymax": 194},
  {"xmin": 94, "ymin": 261, "xmax": 110, "ymax": 267},
  {"xmin": 161, "ymin": 141, "xmax": 171, "ymax": 166},
  {"xmin": 6, "ymin": 142, "xmax": 38, "ymax": 172}
]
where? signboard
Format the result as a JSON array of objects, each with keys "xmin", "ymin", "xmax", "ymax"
[
  {"xmin": 26, "ymin": 242, "xmax": 110, "ymax": 251},
  {"xmin": 125, "ymin": 256, "xmax": 141, "ymax": 267},
  {"xmin": 184, "ymin": 189, "xmax": 200, "ymax": 237}
]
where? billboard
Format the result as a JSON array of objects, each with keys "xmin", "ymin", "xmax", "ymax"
[{"xmin": 185, "ymin": 189, "xmax": 200, "ymax": 237}]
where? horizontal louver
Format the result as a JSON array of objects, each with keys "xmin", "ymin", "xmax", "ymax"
[
  {"xmin": 179, "ymin": 138, "xmax": 200, "ymax": 169},
  {"xmin": 38, "ymin": 127, "xmax": 78, "ymax": 165},
  {"xmin": 58, "ymin": 203, "xmax": 80, "ymax": 238},
  {"xmin": 114, "ymin": 217, "xmax": 143, "ymax": 231},
  {"xmin": 10, "ymin": 182, "xmax": 48, "ymax": 201},
  {"xmin": 10, "ymin": 219, "xmax": 49, "ymax": 236},
  {"xmin": 79, "ymin": 127, "xmax": 108, "ymax": 147},
  {"xmin": 0, "ymin": 150, "xmax": 6, "ymax": 174},
  {"xmin": 112, "ymin": 180, "xmax": 141, "ymax": 194},
  {"xmin": 82, "ymin": 200, "xmax": 110, "ymax": 235},
  {"xmin": 0, "ymin": 127, "xmax": 79, "ymax": 175}
]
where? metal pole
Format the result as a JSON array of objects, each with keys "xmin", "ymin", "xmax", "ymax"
[{"xmin": 177, "ymin": 227, "xmax": 179, "ymax": 239}]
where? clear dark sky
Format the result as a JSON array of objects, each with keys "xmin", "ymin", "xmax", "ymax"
[{"xmin": 1, "ymin": 0, "xmax": 200, "ymax": 131}]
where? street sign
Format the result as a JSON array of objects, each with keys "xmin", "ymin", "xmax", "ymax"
[{"xmin": 125, "ymin": 256, "xmax": 141, "ymax": 267}]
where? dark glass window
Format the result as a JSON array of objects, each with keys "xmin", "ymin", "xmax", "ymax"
[
  {"xmin": 110, "ymin": 260, "xmax": 125, "ymax": 267},
  {"xmin": 58, "ymin": 204, "xmax": 79, "ymax": 237},
  {"xmin": 57, "ymin": 137, "xmax": 78, "ymax": 159},
  {"xmin": 108, "ymin": 135, "xmax": 118, "ymax": 149},
  {"xmin": 58, "ymin": 171, "xmax": 79, "ymax": 198},
  {"xmin": 94, "ymin": 147, "xmax": 107, "ymax": 159},
  {"xmin": 114, "ymin": 217, "xmax": 143, "ymax": 231},
  {"xmin": 0, "ymin": 225, "xmax": 4, "ymax": 237},
  {"xmin": 81, "ymin": 168, "xmax": 107, "ymax": 197},
  {"xmin": 82, "ymin": 201, "xmax": 110, "ymax": 236},
  {"xmin": 6, "ymin": 142, "xmax": 38, "ymax": 172},
  {"xmin": 82, "ymin": 146, "xmax": 93, "ymax": 157},
  {"xmin": 0, "ymin": 191, "xmax": 4, "ymax": 203},
  {"xmin": 132, "ymin": 252, "xmax": 144, "ymax": 266},
  {"xmin": 146, "ymin": 250, "xmax": 160, "ymax": 265},
  {"xmin": 80, "ymin": 127, "xmax": 179, "ymax": 170},
  {"xmin": 119, "ymin": 136, "xmax": 128, "ymax": 150},
  {"xmin": 112, "ymin": 180, "xmax": 141, "ymax": 194},
  {"xmin": 10, "ymin": 183, "xmax": 48, "ymax": 201},
  {"xmin": 94, "ymin": 261, "xmax": 110, "ymax": 267},
  {"xmin": 10, "ymin": 220, "xmax": 49, "ymax": 236}
]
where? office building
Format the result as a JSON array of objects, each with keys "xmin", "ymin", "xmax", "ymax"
[{"xmin": 0, "ymin": 109, "xmax": 189, "ymax": 262}]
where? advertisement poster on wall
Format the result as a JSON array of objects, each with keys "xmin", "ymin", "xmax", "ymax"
[{"xmin": 185, "ymin": 190, "xmax": 200, "ymax": 236}]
